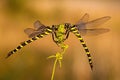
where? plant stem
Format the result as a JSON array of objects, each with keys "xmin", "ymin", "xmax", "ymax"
[{"xmin": 51, "ymin": 58, "xmax": 57, "ymax": 80}]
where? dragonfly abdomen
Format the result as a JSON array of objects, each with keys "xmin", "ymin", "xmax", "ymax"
[
  {"xmin": 6, "ymin": 28, "xmax": 52, "ymax": 58},
  {"xmin": 71, "ymin": 26, "xmax": 93, "ymax": 69},
  {"xmin": 6, "ymin": 34, "xmax": 46, "ymax": 58}
]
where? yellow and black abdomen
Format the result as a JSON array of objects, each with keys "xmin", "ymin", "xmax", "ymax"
[
  {"xmin": 70, "ymin": 26, "xmax": 93, "ymax": 69},
  {"xmin": 6, "ymin": 35, "xmax": 42, "ymax": 58},
  {"xmin": 6, "ymin": 28, "xmax": 52, "ymax": 58}
]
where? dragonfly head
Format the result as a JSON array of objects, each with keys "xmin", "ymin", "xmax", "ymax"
[
  {"xmin": 64, "ymin": 23, "xmax": 71, "ymax": 29},
  {"xmin": 53, "ymin": 23, "xmax": 70, "ymax": 33}
]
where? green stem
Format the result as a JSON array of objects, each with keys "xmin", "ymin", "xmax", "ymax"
[
  {"xmin": 51, "ymin": 59, "xmax": 58, "ymax": 80},
  {"xmin": 48, "ymin": 44, "xmax": 69, "ymax": 80},
  {"xmin": 61, "ymin": 44, "xmax": 68, "ymax": 55}
]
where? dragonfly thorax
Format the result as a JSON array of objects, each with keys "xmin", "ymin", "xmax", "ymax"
[{"xmin": 52, "ymin": 24, "xmax": 71, "ymax": 45}]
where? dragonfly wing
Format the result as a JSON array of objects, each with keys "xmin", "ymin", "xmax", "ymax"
[
  {"xmin": 24, "ymin": 28, "xmax": 42, "ymax": 38},
  {"xmin": 85, "ymin": 16, "xmax": 111, "ymax": 29},
  {"xmin": 24, "ymin": 28, "xmax": 35, "ymax": 36},
  {"xmin": 75, "ymin": 13, "xmax": 89, "ymax": 33},
  {"xmin": 28, "ymin": 31, "xmax": 43, "ymax": 38},
  {"xmin": 79, "ymin": 28, "xmax": 110, "ymax": 36},
  {"xmin": 34, "ymin": 20, "xmax": 48, "ymax": 31},
  {"xmin": 80, "ymin": 13, "xmax": 89, "ymax": 23},
  {"xmin": 77, "ymin": 13, "xmax": 89, "ymax": 24},
  {"xmin": 34, "ymin": 20, "xmax": 45, "ymax": 30}
]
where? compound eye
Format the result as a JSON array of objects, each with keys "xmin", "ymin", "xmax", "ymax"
[
  {"xmin": 52, "ymin": 25, "xmax": 58, "ymax": 30},
  {"xmin": 65, "ymin": 23, "xmax": 68, "ymax": 26},
  {"xmin": 65, "ymin": 23, "xmax": 69, "ymax": 29},
  {"xmin": 54, "ymin": 26, "xmax": 58, "ymax": 30},
  {"xmin": 55, "ymin": 27, "xmax": 58, "ymax": 30}
]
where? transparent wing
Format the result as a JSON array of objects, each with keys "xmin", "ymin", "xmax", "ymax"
[
  {"xmin": 24, "ymin": 28, "xmax": 42, "ymax": 38},
  {"xmin": 75, "ymin": 13, "xmax": 90, "ymax": 35},
  {"xmin": 85, "ymin": 16, "xmax": 111, "ymax": 29},
  {"xmin": 24, "ymin": 28, "xmax": 35, "ymax": 36},
  {"xmin": 28, "ymin": 31, "xmax": 43, "ymax": 38},
  {"xmin": 34, "ymin": 20, "xmax": 44, "ymax": 30},
  {"xmin": 79, "ymin": 28, "xmax": 110, "ymax": 36},
  {"xmin": 24, "ymin": 20, "xmax": 49, "ymax": 38},
  {"xmin": 76, "ymin": 13, "xmax": 89, "ymax": 24}
]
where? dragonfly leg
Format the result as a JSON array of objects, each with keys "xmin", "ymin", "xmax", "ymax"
[
  {"xmin": 52, "ymin": 32, "xmax": 57, "ymax": 43},
  {"xmin": 64, "ymin": 30, "xmax": 70, "ymax": 41}
]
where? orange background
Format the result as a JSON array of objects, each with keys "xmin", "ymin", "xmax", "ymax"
[{"xmin": 0, "ymin": 0, "xmax": 120, "ymax": 80}]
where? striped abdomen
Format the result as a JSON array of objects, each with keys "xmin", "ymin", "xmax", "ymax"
[
  {"xmin": 6, "ymin": 28, "xmax": 52, "ymax": 58},
  {"xmin": 71, "ymin": 26, "xmax": 93, "ymax": 70}
]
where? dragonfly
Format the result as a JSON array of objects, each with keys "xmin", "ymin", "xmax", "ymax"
[{"xmin": 6, "ymin": 13, "xmax": 111, "ymax": 70}]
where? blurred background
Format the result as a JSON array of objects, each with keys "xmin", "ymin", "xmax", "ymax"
[{"xmin": 0, "ymin": 0, "xmax": 120, "ymax": 80}]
